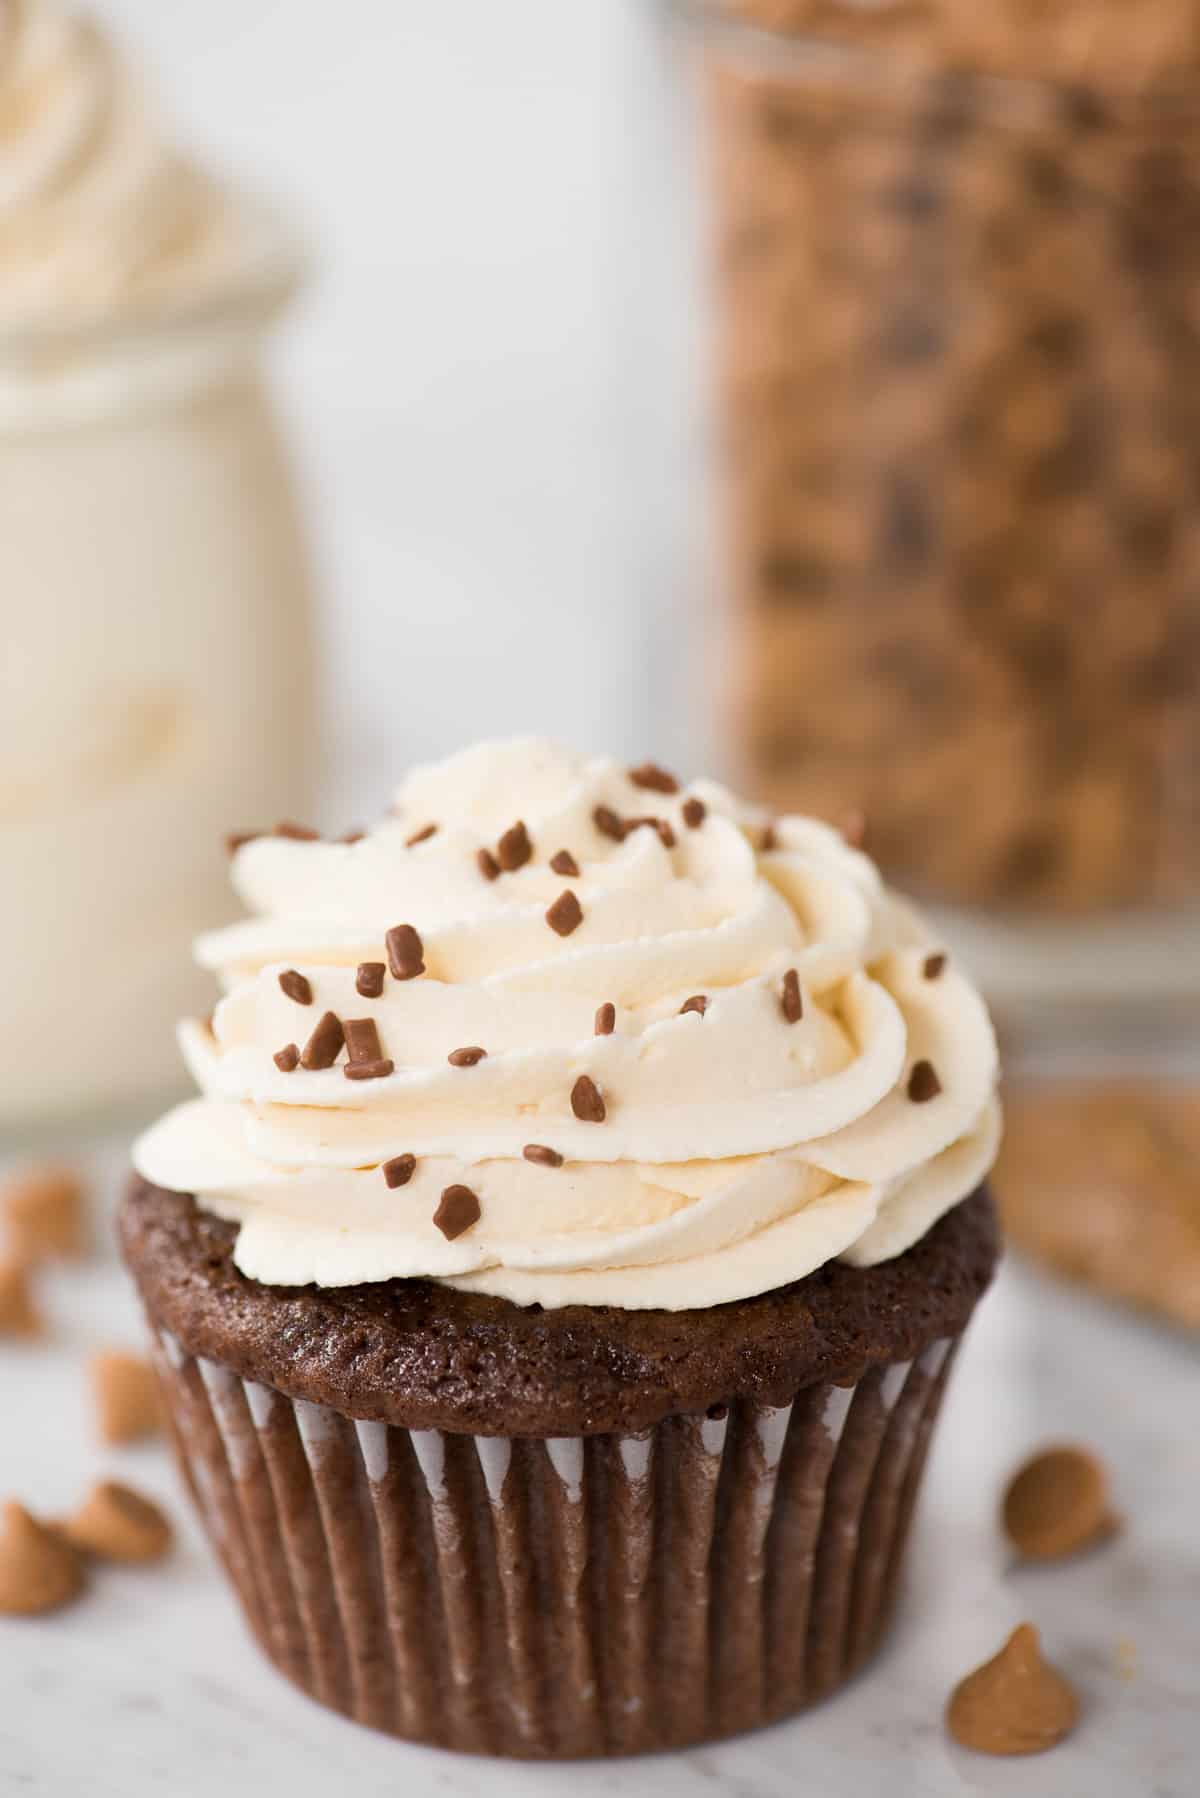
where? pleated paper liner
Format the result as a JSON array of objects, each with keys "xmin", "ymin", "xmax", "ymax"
[{"xmin": 147, "ymin": 1321, "xmax": 960, "ymax": 1758}]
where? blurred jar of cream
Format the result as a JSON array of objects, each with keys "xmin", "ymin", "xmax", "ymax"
[
  {"xmin": 0, "ymin": 225, "xmax": 317, "ymax": 1131},
  {"xmin": 0, "ymin": 2, "xmax": 317, "ymax": 1132}
]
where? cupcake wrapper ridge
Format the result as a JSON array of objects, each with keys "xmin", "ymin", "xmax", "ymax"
[{"xmin": 148, "ymin": 1320, "xmax": 960, "ymax": 1758}]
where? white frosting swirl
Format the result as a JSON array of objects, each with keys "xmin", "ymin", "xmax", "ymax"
[
  {"xmin": 0, "ymin": 0, "xmax": 247, "ymax": 330},
  {"xmin": 134, "ymin": 738, "xmax": 1001, "ymax": 1310}
]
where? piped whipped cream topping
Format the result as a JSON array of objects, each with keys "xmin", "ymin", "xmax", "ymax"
[
  {"xmin": 0, "ymin": 0, "xmax": 247, "ymax": 330},
  {"xmin": 134, "ymin": 739, "xmax": 1001, "ymax": 1310}
]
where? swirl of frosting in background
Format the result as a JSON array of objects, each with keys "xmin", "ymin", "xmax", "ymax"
[
  {"xmin": 135, "ymin": 738, "xmax": 1001, "ymax": 1310},
  {"xmin": 0, "ymin": 0, "xmax": 242, "ymax": 328}
]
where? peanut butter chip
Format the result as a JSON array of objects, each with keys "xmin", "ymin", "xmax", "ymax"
[
  {"xmin": 0, "ymin": 1503, "xmax": 84, "ymax": 1615},
  {"xmin": 3, "ymin": 1166, "xmax": 86, "ymax": 1262},
  {"xmin": 0, "ymin": 1256, "xmax": 41, "ymax": 1338},
  {"xmin": 1003, "ymin": 1445, "xmax": 1117, "ymax": 1561},
  {"xmin": 946, "ymin": 1623, "xmax": 1079, "ymax": 1757},
  {"xmin": 90, "ymin": 1351, "xmax": 163, "ymax": 1446},
  {"xmin": 60, "ymin": 1482, "xmax": 171, "ymax": 1565}
]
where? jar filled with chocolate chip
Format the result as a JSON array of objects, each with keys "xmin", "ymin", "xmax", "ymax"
[{"xmin": 675, "ymin": 0, "xmax": 1200, "ymax": 1047}]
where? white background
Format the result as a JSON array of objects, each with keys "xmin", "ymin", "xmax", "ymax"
[{"xmin": 99, "ymin": 0, "xmax": 707, "ymax": 823}]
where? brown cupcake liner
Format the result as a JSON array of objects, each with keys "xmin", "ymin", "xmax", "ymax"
[{"xmin": 147, "ymin": 1320, "xmax": 960, "ymax": 1757}]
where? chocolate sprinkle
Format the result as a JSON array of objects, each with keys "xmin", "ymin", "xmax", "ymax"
[
  {"xmin": 448, "ymin": 1046, "xmax": 487, "ymax": 1067},
  {"xmin": 545, "ymin": 889, "xmax": 584, "ymax": 937},
  {"xmin": 629, "ymin": 761, "xmax": 679, "ymax": 794},
  {"xmin": 434, "ymin": 1184, "xmax": 481, "ymax": 1240},
  {"xmin": 225, "ymin": 830, "xmax": 260, "ymax": 856},
  {"xmin": 924, "ymin": 952, "xmax": 948, "ymax": 980},
  {"xmin": 594, "ymin": 1002, "xmax": 616, "ymax": 1036},
  {"xmin": 593, "ymin": 804, "xmax": 626, "ymax": 842},
  {"xmin": 571, "ymin": 1075, "xmax": 607, "ymax": 1123},
  {"xmin": 344, "ymin": 1058, "xmax": 395, "ymax": 1081},
  {"xmin": 406, "ymin": 823, "xmax": 438, "ymax": 847},
  {"xmin": 300, "ymin": 1011, "xmax": 345, "ymax": 1070},
  {"xmin": 382, "ymin": 1154, "xmax": 416, "ymax": 1188},
  {"xmin": 386, "ymin": 923, "xmax": 425, "ymax": 981},
  {"xmin": 680, "ymin": 994, "xmax": 709, "ymax": 1017},
  {"xmin": 275, "ymin": 821, "xmax": 320, "ymax": 841},
  {"xmin": 477, "ymin": 848, "xmax": 501, "ymax": 882},
  {"xmin": 681, "ymin": 796, "xmax": 706, "ymax": 829},
  {"xmin": 278, "ymin": 969, "xmax": 312, "ymax": 1006},
  {"xmin": 908, "ymin": 1059, "xmax": 943, "ymax": 1103},
  {"xmin": 550, "ymin": 849, "xmax": 580, "ymax": 877},
  {"xmin": 356, "ymin": 961, "xmax": 385, "ymax": 998},
  {"xmin": 344, "ymin": 1018, "xmax": 384, "ymax": 1065},
  {"xmin": 627, "ymin": 814, "xmax": 676, "ymax": 849},
  {"xmin": 273, "ymin": 1044, "xmax": 300, "ymax": 1072},
  {"xmin": 497, "ymin": 820, "xmax": 532, "ymax": 871},
  {"xmin": 781, "ymin": 968, "xmax": 803, "ymax": 1024},
  {"xmin": 523, "ymin": 1144, "xmax": 564, "ymax": 1168}
]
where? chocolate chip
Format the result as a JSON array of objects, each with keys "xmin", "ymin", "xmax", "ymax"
[
  {"xmin": 523, "ymin": 1144, "xmax": 564, "ymax": 1168},
  {"xmin": 681, "ymin": 797, "xmax": 706, "ymax": 829},
  {"xmin": 594, "ymin": 1002, "xmax": 616, "ymax": 1036},
  {"xmin": 343, "ymin": 1058, "xmax": 395, "ymax": 1080},
  {"xmin": 545, "ymin": 890, "xmax": 583, "ymax": 937},
  {"xmin": 626, "ymin": 814, "xmax": 676, "ymax": 849},
  {"xmin": 571, "ymin": 1075, "xmax": 606, "ymax": 1123},
  {"xmin": 356, "ymin": 961, "xmax": 385, "ymax": 998},
  {"xmin": 448, "ymin": 1046, "xmax": 487, "ymax": 1067},
  {"xmin": 497, "ymin": 820, "xmax": 532, "ymax": 871},
  {"xmin": 386, "ymin": 923, "xmax": 425, "ymax": 981},
  {"xmin": 781, "ymin": 969, "xmax": 803, "ymax": 1024},
  {"xmin": 680, "ymin": 995, "xmax": 708, "ymax": 1017},
  {"xmin": 629, "ymin": 762, "xmax": 679, "ymax": 794},
  {"xmin": 434, "ymin": 1184, "xmax": 481, "ymax": 1240},
  {"xmin": 275, "ymin": 821, "xmax": 320, "ymax": 841},
  {"xmin": 278, "ymin": 969, "xmax": 312, "ymax": 1006},
  {"xmin": 924, "ymin": 952, "xmax": 948, "ymax": 980},
  {"xmin": 225, "ymin": 830, "xmax": 260, "ymax": 856},
  {"xmin": 344, "ymin": 1018, "xmax": 385, "ymax": 1064},
  {"xmin": 406, "ymin": 823, "xmax": 438, "ymax": 846},
  {"xmin": 273, "ymin": 1044, "xmax": 300, "ymax": 1072},
  {"xmin": 300, "ymin": 1011, "xmax": 344, "ymax": 1070},
  {"xmin": 593, "ymin": 805, "xmax": 626, "ymax": 842},
  {"xmin": 382, "ymin": 1154, "xmax": 416, "ymax": 1189},
  {"xmin": 550, "ymin": 849, "xmax": 580, "ymax": 877},
  {"xmin": 477, "ymin": 848, "xmax": 501, "ymax": 881},
  {"xmin": 908, "ymin": 1059, "xmax": 942, "ymax": 1103}
]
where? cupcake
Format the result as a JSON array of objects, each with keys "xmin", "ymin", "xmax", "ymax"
[{"xmin": 126, "ymin": 738, "xmax": 1001, "ymax": 1757}]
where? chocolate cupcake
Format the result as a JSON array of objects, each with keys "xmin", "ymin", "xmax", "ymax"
[{"xmin": 126, "ymin": 738, "xmax": 1002, "ymax": 1757}]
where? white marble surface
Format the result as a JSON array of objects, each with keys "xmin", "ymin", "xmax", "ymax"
[{"xmin": 2, "ymin": 1138, "xmax": 1197, "ymax": 1796}]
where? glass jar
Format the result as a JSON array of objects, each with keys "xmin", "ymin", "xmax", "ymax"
[
  {"xmin": 0, "ymin": 212, "xmax": 317, "ymax": 1135},
  {"xmin": 676, "ymin": 1, "xmax": 1200, "ymax": 1043}
]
